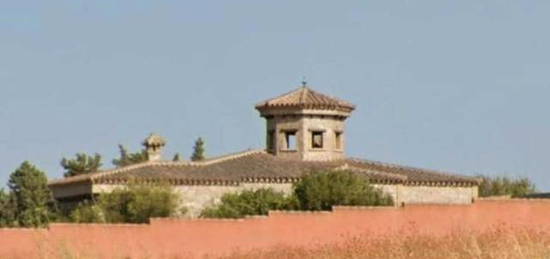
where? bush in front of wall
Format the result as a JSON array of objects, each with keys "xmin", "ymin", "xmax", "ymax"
[{"xmin": 294, "ymin": 170, "xmax": 394, "ymax": 211}]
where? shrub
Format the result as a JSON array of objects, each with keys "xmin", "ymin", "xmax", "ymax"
[
  {"xmin": 478, "ymin": 175, "xmax": 536, "ymax": 198},
  {"xmin": 124, "ymin": 183, "xmax": 182, "ymax": 223},
  {"xmin": 70, "ymin": 201, "xmax": 105, "ymax": 223},
  {"xmin": 201, "ymin": 170, "xmax": 394, "ymax": 218},
  {"xmin": 294, "ymin": 170, "xmax": 393, "ymax": 210},
  {"xmin": 0, "ymin": 189, "xmax": 16, "ymax": 227},
  {"xmin": 201, "ymin": 188, "xmax": 296, "ymax": 219},
  {"xmin": 70, "ymin": 182, "xmax": 183, "ymax": 223}
]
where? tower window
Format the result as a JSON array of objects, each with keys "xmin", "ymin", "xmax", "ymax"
[
  {"xmin": 312, "ymin": 131, "xmax": 324, "ymax": 149},
  {"xmin": 335, "ymin": 131, "xmax": 343, "ymax": 150},
  {"xmin": 283, "ymin": 131, "xmax": 297, "ymax": 151}
]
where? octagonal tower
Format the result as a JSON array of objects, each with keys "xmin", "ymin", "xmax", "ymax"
[{"xmin": 255, "ymin": 84, "xmax": 355, "ymax": 161}]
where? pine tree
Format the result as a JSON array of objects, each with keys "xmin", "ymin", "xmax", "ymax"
[
  {"xmin": 0, "ymin": 189, "xmax": 16, "ymax": 227},
  {"xmin": 112, "ymin": 145, "xmax": 148, "ymax": 167},
  {"xmin": 172, "ymin": 153, "xmax": 182, "ymax": 162},
  {"xmin": 191, "ymin": 137, "xmax": 206, "ymax": 161},
  {"xmin": 61, "ymin": 153, "xmax": 102, "ymax": 177},
  {"xmin": 8, "ymin": 162, "xmax": 54, "ymax": 228}
]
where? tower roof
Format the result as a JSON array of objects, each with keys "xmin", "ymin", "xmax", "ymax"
[{"xmin": 255, "ymin": 86, "xmax": 356, "ymax": 112}]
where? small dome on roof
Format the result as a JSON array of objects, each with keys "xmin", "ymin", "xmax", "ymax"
[{"xmin": 142, "ymin": 133, "xmax": 166, "ymax": 148}]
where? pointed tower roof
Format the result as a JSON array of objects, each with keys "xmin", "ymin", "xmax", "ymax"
[{"xmin": 255, "ymin": 86, "xmax": 355, "ymax": 112}]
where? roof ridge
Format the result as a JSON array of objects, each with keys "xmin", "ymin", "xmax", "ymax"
[
  {"xmin": 48, "ymin": 161, "xmax": 158, "ymax": 186},
  {"xmin": 299, "ymin": 87, "xmax": 307, "ymax": 103},
  {"xmin": 307, "ymin": 88, "xmax": 355, "ymax": 107},
  {"xmin": 255, "ymin": 87, "xmax": 302, "ymax": 108},
  {"xmin": 153, "ymin": 149, "xmax": 266, "ymax": 167},
  {"xmin": 194, "ymin": 149, "xmax": 266, "ymax": 165}
]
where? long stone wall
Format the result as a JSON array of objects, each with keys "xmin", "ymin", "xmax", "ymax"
[
  {"xmin": 177, "ymin": 183, "xmax": 477, "ymax": 217},
  {"xmin": 243, "ymin": 183, "xmax": 476, "ymax": 207},
  {"xmin": 94, "ymin": 183, "xmax": 295, "ymax": 217},
  {"xmin": 175, "ymin": 183, "xmax": 477, "ymax": 216},
  {"xmin": 79, "ymin": 183, "xmax": 477, "ymax": 217},
  {"xmin": 175, "ymin": 183, "xmax": 295, "ymax": 217},
  {"xmin": 95, "ymin": 183, "xmax": 387, "ymax": 217},
  {"xmin": 373, "ymin": 184, "xmax": 399, "ymax": 203},
  {"xmin": 397, "ymin": 185, "xmax": 477, "ymax": 205}
]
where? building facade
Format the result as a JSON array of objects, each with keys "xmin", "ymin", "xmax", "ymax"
[{"xmin": 49, "ymin": 85, "xmax": 480, "ymax": 217}]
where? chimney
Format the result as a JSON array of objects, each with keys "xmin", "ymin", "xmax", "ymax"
[{"xmin": 142, "ymin": 133, "xmax": 166, "ymax": 161}]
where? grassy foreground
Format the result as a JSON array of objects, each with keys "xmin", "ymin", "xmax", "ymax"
[
  {"xmin": 220, "ymin": 226, "xmax": 550, "ymax": 259},
  {"xmin": 19, "ymin": 226, "xmax": 550, "ymax": 259}
]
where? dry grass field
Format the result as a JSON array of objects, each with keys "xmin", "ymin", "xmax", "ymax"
[
  {"xmin": 220, "ymin": 226, "xmax": 550, "ymax": 259},
  {"xmin": 4, "ymin": 226, "xmax": 546, "ymax": 259}
]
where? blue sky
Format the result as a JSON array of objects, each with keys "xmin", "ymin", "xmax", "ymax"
[{"xmin": 1, "ymin": 1, "xmax": 549, "ymax": 191}]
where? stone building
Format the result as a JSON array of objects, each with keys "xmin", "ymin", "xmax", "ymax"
[{"xmin": 49, "ymin": 85, "xmax": 480, "ymax": 216}]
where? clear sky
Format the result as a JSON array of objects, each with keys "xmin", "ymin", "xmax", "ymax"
[{"xmin": 1, "ymin": 1, "xmax": 549, "ymax": 191}]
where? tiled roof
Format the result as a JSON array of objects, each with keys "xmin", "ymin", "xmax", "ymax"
[
  {"xmin": 255, "ymin": 86, "xmax": 356, "ymax": 111},
  {"xmin": 48, "ymin": 150, "xmax": 479, "ymax": 187}
]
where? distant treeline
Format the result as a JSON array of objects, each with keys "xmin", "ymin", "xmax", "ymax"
[{"xmin": 477, "ymin": 175, "xmax": 536, "ymax": 198}]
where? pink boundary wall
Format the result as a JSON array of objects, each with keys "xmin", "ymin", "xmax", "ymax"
[{"xmin": 1, "ymin": 200, "xmax": 550, "ymax": 258}]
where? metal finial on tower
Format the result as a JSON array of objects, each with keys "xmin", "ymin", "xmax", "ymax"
[{"xmin": 301, "ymin": 76, "xmax": 307, "ymax": 88}]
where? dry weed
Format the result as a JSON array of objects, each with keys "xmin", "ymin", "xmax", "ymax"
[{"xmin": 221, "ymin": 226, "xmax": 550, "ymax": 259}]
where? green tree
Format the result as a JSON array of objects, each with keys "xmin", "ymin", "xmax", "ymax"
[
  {"xmin": 478, "ymin": 175, "xmax": 536, "ymax": 198},
  {"xmin": 200, "ymin": 188, "xmax": 296, "ymax": 219},
  {"xmin": 191, "ymin": 137, "xmax": 205, "ymax": 161},
  {"xmin": 61, "ymin": 153, "xmax": 102, "ymax": 177},
  {"xmin": 0, "ymin": 189, "xmax": 16, "ymax": 227},
  {"xmin": 172, "ymin": 153, "xmax": 182, "ymax": 162},
  {"xmin": 8, "ymin": 161, "xmax": 55, "ymax": 227},
  {"xmin": 112, "ymin": 145, "xmax": 148, "ymax": 167},
  {"xmin": 294, "ymin": 170, "xmax": 393, "ymax": 211},
  {"xmin": 70, "ymin": 183, "xmax": 183, "ymax": 223}
]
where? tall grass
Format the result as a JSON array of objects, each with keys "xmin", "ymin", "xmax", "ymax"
[
  {"xmin": 221, "ymin": 226, "xmax": 550, "ymax": 259},
  {"xmin": 12, "ymin": 226, "xmax": 549, "ymax": 258}
]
